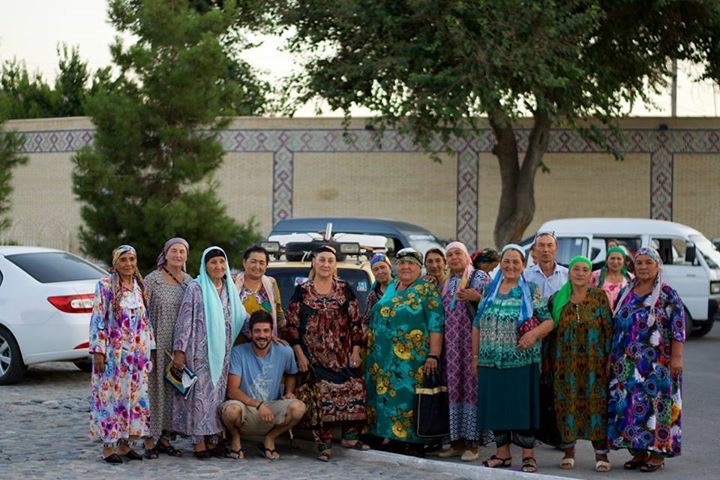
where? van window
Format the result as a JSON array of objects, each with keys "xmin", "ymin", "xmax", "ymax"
[
  {"xmin": 650, "ymin": 237, "xmax": 695, "ymax": 265},
  {"xmin": 556, "ymin": 237, "xmax": 589, "ymax": 265}
]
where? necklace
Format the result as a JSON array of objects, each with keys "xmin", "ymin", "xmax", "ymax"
[{"xmin": 162, "ymin": 266, "xmax": 185, "ymax": 286}]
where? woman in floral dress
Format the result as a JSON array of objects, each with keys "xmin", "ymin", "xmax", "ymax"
[
  {"xmin": 285, "ymin": 244, "xmax": 368, "ymax": 462},
  {"xmin": 548, "ymin": 256, "xmax": 613, "ymax": 472},
  {"xmin": 608, "ymin": 247, "xmax": 685, "ymax": 472},
  {"xmin": 365, "ymin": 247, "xmax": 444, "ymax": 456},
  {"xmin": 89, "ymin": 245, "xmax": 154, "ymax": 464}
]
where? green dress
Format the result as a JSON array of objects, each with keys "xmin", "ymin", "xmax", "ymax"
[
  {"xmin": 474, "ymin": 282, "xmax": 550, "ymax": 431},
  {"xmin": 365, "ymin": 277, "xmax": 445, "ymax": 443}
]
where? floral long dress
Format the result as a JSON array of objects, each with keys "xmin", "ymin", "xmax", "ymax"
[
  {"xmin": 144, "ymin": 269, "xmax": 190, "ymax": 439},
  {"xmin": 172, "ymin": 281, "xmax": 235, "ymax": 442},
  {"xmin": 551, "ymin": 287, "xmax": 613, "ymax": 445},
  {"xmin": 89, "ymin": 277, "xmax": 155, "ymax": 445},
  {"xmin": 285, "ymin": 280, "xmax": 367, "ymax": 424},
  {"xmin": 607, "ymin": 285, "xmax": 685, "ymax": 457},
  {"xmin": 365, "ymin": 277, "xmax": 444, "ymax": 444},
  {"xmin": 441, "ymin": 269, "xmax": 491, "ymax": 445}
]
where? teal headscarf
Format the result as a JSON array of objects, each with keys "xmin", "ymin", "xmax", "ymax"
[
  {"xmin": 198, "ymin": 246, "xmax": 247, "ymax": 386},
  {"xmin": 596, "ymin": 246, "xmax": 632, "ymax": 287},
  {"xmin": 551, "ymin": 256, "xmax": 592, "ymax": 326}
]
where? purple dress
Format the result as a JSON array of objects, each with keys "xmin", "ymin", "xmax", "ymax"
[
  {"xmin": 172, "ymin": 281, "xmax": 234, "ymax": 442},
  {"xmin": 608, "ymin": 284, "xmax": 685, "ymax": 457},
  {"xmin": 441, "ymin": 269, "xmax": 491, "ymax": 444}
]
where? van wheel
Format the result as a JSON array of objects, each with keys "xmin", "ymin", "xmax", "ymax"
[
  {"xmin": 0, "ymin": 326, "xmax": 27, "ymax": 385},
  {"xmin": 690, "ymin": 319, "xmax": 714, "ymax": 337},
  {"xmin": 73, "ymin": 359, "xmax": 93, "ymax": 372}
]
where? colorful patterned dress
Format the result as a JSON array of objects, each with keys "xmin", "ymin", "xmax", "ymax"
[
  {"xmin": 591, "ymin": 270, "xmax": 630, "ymax": 308},
  {"xmin": 144, "ymin": 269, "xmax": 190, "ymax": 439},
  {"xmin": 550, "ymin": 287, "xmax": 613, "ymax": 445},
  {"xmin": 89, "ymin": 277, "xmax": 155, "ymax": 445},
  {"xmin": 607, "ymin": 285, "xmax": 685, "ymax": 457},
  {"xmin": 172, "ymin": 281, "xmax": 235, "ymax": 442},
  {"xmin": 441, "ymin": 269, "xmax": 491, "ymax": 444},
  {"xmin": 285, "ymin": 280, "xmax": 367, "ymax": 425},
  {"xmin": 365, "ymin": 277, "xmax": 444, "ymax": 444}
]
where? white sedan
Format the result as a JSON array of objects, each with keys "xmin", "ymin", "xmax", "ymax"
[{"xmin": 0, "ymin": 246, "xmax": 106, "ymax": 384}]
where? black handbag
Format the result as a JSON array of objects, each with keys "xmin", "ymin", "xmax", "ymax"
[{"xmin": 414, "ymin": 369, "xmax": 449, "ymax": 438}]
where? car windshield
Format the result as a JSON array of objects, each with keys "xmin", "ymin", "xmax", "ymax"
[
  {"xmin": 407, "ymin": 234, "xmax": 443, "ymax": 257},
  {"xmin": 690, "ymin": 234, "xmax": 720, "ymax": 269},
  {"xmin": 268, "ymin": 266, "xmax": 371, "ymax": 311},
  {"xmin": 6, "ymin": 252, "xmax": 106, "ymax": 283}
]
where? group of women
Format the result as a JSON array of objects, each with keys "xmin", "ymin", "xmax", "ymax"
[{"xmin": 88, "ymin": 237, "xmax": 685, "ymax": 474}]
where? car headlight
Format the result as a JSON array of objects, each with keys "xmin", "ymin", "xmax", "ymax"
[{"xmin": 711, "ymin": 281, "xmax": 720, "ymax": 295}]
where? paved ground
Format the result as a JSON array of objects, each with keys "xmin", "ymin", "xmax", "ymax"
[{"xmin": 1, "ymin": 325, "xmax": 717, "ymax": 480}]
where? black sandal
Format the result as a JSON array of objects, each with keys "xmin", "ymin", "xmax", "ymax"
[
  {"xmin": 143, "ymin": 447, "xmax": 159, "ymax": 459},
  {"xmin": 482, "ymin": 455, "xmax": 512, "ymax": 468},
  {"xmin": 624, "ymin": 454, "xmax": 650, "ymax": 470},
  {"xmin": 521, "ymin": 456, "xmax": 537, "ymax": 473},
  {"xmin": 122, "ymin": 449, "xmax": 143, "ymax": 461},
  {"xmin": 103, "ymin": 453, "xmax": 123, "ymax": 464},
  {"xmin": 259, "ymin": 446, "xmax": 280, "ymax": 460},
  {"xmin": 640, "ymin": 461, "xmax": 664, "ymax": 472},
  {"xmin": 157, "ymin": 440, "xmax": 183, "ymax": 457},
  {"xmin": 193, "ymin": 450, "xmax": 211, "ymax": 460}
]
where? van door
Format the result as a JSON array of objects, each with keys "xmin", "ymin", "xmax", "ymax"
[{"xmin": 650, "ymin": 236, "xmax": 707, "ymax": 320}]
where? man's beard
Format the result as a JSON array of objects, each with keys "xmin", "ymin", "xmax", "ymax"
[{"xmin": 253, "ymin": 338, "xmax": 270, "ymax": 350}]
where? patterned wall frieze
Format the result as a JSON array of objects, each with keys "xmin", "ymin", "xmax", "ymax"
[{"xmin": 15, "ymin": 125, "xmax": 720, "ymax": 247}]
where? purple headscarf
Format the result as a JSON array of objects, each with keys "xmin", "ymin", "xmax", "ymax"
[
  {"xmin": 156, "ymin": 237, "xmax": 190, "ymax": 270},
  {"xmin": 613, "ymin": 247, "xmax": 665, "ymax": 316}
]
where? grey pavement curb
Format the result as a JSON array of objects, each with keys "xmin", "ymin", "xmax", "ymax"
[{"xmin": 284, "ymin": 437, "xmax": 580, "ymax": 480}]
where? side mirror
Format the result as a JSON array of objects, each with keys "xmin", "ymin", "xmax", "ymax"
[{"xmin": 685, "ymin": 244, "xmax": 696, "ymax": 265}]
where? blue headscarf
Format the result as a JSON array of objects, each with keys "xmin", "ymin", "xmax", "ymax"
[
  {"xmin": 474, "ymin": 244, "xmax": 534, "ymax": 328},
  {"xmin": 198, "ymin": 246, "xmax": 247, "ymax": 386}
]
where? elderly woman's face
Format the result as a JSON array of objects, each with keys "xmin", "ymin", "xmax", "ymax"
[
  {"xmin": 424, "ymin": 252, "xmax": 446, "ymax": 277},
  {"xmin": 569, "ymin": 261, "xmax": 591, "ymax": 288},
  {"xmin": 500, "ymin": 249, "xmax": 525, "ymax": 281},
  {"xmin": 371, "ymin": 261, "xmax": 391, "ymax": 284},
  {"xmin": 313, "ymin": 252, "xmax": 336, "ymax": 279},
  {"xmin": 606, "ymin": 252, "xmax": 625, "ymax": 273},
  {"xmin": 115, "ymin": 252, "xmax": 137, "ymax": 278},
  {"xmin": 446, "ymin": 248, "xmax": 467, "ymax": 274},
  {"xmin": 206, "ymin": 256, "xmax": 227, "ymax": 281},
  {"xmin": 243, "ymin": 251, "xmax": 268, "ymax": 280},
  {"xmin": 165, "ymin": 244, "xmax": 187, "ymax": 270},
  {"xmin": 634, "ymin": 255, "xmax": 659, "ymax": 282},
  {"xmin": 397, "ymin": 259, "xmax": 422, "ymax": 284}
]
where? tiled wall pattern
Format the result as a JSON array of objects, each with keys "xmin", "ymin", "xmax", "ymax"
[{"xmin": 6, "ymin": 118, "xmax": 720, "ymax": 250}]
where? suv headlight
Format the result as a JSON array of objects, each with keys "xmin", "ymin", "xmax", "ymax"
[{"xmin": 711, "ymin": 281, "xmax": 720, "ymax": 294}]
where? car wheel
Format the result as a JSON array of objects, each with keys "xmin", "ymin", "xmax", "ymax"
[
  {"xmin": 73, "ymin": 359, "xmax": 93, "ymax": 372},
  {"xmin": 0, "ymin": 326, "xmax": 27, "ymax": 385}
]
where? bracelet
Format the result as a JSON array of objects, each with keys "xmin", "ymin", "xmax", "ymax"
[
  {"xmin": 256, "ymin": 401, "xmax": 264, "ymax": 410},
  {"xmin": 426, "ymin": 354, "xmax": 440, "ymax": 362}
]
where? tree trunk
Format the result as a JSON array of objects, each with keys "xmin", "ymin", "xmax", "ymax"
[{"xmin": 489, "ymin": 109, "xmax": 551, "ymax": 247}]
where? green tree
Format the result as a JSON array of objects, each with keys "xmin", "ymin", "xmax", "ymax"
[
  {"xmin": 0, "ymin": 59, "xmax": 56, "ymax": 119},
  {"xmin": 0, "ymin": 122, "xmax": 28, "ymax": 236},
  {"xmin": 72, "ymin": 0, "xmax": 266, "ymax": 272},
  {"xmin": 272, "ymin": 0, "xmax": 720, "ymax": 245},
  {"xmin": 54, "ymin": 44, "xmax": 91, "ymax": 117}
]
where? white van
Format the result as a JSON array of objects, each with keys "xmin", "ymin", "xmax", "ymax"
[{"xmin": 533, "ymin": 218, "xmax": 720, "ymax": 337}]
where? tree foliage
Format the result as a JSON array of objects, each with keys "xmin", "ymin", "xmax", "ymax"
[
  {"xmin": 72, "ymin": 0, "xmax": 266, "ymax": 272},
  {"xmin": 0, "ymin": 123, "xmax": 28, "ymax": 235},
  {"xmin": 271, "ymin": 0, "xmax": 720, "ymax": 245}
]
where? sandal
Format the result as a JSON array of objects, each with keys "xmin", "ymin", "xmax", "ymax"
[
  {"xmin": 143, "ymin": 447, "xmax": 159, "ymax": 459},
  {"xmin": 259, "ymin": 446, "xmax": 280, "ymax": 460},
  {"xmin": 521, "ymin": 456, "xmax": 538, "ymax": 473},
  {"xmin": 640, "ymin": 461, "xmax": 664, "ymax": 472},
  {"xmin": 560, "ymin": 457, "xmax": 575, "ymax": 469},
  {"xmin": 122, "ymin": 449, "xmax": 143, "ymax": 461},
  {"xmin": 103, "ymin": 453, "xmax": 123, "ymax": 464},
  {"xmin": 624, "ymin": 454, "xmax": 650, "ymax": 470},
  {"xmin": 193, "ymin": 450, "xmax": 211, "ymax": 460},
  {"xmin": 341, "ymin": 440, "xmax": 370, "ymax": 451},
  {"xmin": 227, "ymin": 448, "xmax": 245, "ymax": 460},
  {"xmin": 482, "ymin": 455, "xmax": 512, "ymax": 468},
  {"xmin": 157, "ymin": 440, "xmax": 183, "ymax": 457},
  {"xmin": 595, "ymin": 459, "xmax": 612, "ymax": 472},
  {"xmin": 317, "ymin": 450, "xmax": 332, "ymax": 462}
]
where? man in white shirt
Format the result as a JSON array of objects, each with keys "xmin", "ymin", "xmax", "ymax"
[{"xmin": 523, "ymin": 232, "xmax": 568, "ymax": 299}]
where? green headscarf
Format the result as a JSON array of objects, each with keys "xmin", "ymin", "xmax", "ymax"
[
  {"xmin": 596, "ymin": 246, "xmax": 632, "ymax": 287},
  {"xmin": 551, "ymin": 256, "xmax": 592, "ymax": 326}
]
